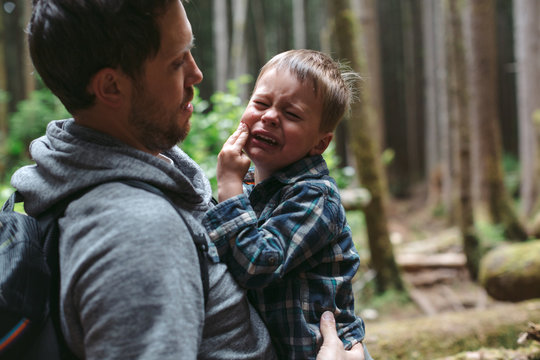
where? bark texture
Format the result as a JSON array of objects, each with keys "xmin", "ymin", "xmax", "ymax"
[
  {"xmin": 466, "ymin": 0, "xmax": 528, "ymax": 241},
  {"xmin": 330, "ymin": 0, "xmax": 404, "ymax": 293}
]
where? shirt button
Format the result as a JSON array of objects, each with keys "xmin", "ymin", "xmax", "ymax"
[{"xmin": 268, "ymin": 256, "xmax": 276, "ymax": 265}]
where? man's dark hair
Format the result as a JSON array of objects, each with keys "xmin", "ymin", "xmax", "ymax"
[{"xmin": 28, "ymin": 0, "xmax": 176, "ymax": 113}]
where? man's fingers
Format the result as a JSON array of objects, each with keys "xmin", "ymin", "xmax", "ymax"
[
  {"xmin": 347, "ymin": 343, "xmax": 365, "ymax": 359},
  {"xmin": 319, "ymin": 311, "xmax": 340, "ymax": 345},
  {"xmin": 317, "ymin": 311, "xmax": 365, "ymax": 360}
]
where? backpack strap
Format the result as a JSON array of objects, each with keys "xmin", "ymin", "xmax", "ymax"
[{"xmin": 118, "ymin": 180, "xmax": 210, "ymax": 307}]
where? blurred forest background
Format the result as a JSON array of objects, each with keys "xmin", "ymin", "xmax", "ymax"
[{"xmin": 2, "ymin": 0, "xmax": 540, "ymax": 358}]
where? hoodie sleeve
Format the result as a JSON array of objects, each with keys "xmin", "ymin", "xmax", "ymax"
[{"xmin": 58, "ymin": 183, "xmax": 205, "ymax": 360}]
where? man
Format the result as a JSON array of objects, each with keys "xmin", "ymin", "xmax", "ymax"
[{"xmin": 13, "ymin": 0, "xmax": 366, "ymax": 359}]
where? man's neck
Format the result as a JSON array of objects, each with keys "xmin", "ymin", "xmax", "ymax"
[{"xmin": 74, "ymin": 110, "xmax": 159, "ymax": 156}]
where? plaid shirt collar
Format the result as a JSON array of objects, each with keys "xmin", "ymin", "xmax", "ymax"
[{"xmin": 244, "ymin": 155, "xmax": 329, "ymax": 186}]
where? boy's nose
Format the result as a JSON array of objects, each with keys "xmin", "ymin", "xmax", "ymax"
[{"xmin": 261, "ymin": 109, "xmax": 279, "ymax": 127}]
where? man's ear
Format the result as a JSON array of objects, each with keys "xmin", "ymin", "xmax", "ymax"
[
  {"xmin": 309, "ymin": 132, "xmax": 334, "ymax": 156},
  {"xmin": 87, "ymin": 68, "xmax": 128, "ymax": 108}
]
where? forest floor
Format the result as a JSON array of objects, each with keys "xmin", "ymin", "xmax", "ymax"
[
  {"xmin": 356, "ymin": 187, "xmax": 499, "ymax": 323},
  {"xmin": 352, "ymin": 187, "xmax": 540, "ymax": 359}
]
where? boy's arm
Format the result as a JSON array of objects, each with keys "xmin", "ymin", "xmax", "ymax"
[
  {"xmin": 203, "ymin": 181, "xmax": 355, "ymax": 289},
  {"xmin": 216, "ymin": 122, "xmax": 251, "ymax": 202}
]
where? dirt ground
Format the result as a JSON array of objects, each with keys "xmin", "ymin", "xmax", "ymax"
[
  {"xmin": 354, "ymin": 192, "xmax": 540, "ymax": 359},
  {"xmin": 360, "ymin": 188, "xmax": 504, "ymax": 323}
]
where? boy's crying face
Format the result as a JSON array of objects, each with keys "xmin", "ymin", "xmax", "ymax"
[{"xmin": 240, "ymin": 68, "xmax": 333, "ymax": 179}]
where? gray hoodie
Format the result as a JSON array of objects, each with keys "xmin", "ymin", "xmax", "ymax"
[{"xmin": 11, "ymin": 119, "xmax": 275, "ymax": 360}]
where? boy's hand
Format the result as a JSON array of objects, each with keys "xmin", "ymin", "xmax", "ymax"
[
  {"xmin": 217, "ymin": 122, "xmax": 251, "ymax": 202},
  {"xmin": 317, "ymin": 312, "xmax": 366, "ymax": 360}
]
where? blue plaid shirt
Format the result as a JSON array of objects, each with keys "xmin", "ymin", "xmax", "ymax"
[{"xmin": 203, "ymin": 155, "xmax": 365, "ymax": 359}]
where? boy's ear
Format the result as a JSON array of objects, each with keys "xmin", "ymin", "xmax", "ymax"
[
  {"xmin": 88, "ymin": 68, "xmax": 128, "ymax": 108},
  {"xmin": 309, "ymin": 132, "xmax": 334, "ymax": 156}
]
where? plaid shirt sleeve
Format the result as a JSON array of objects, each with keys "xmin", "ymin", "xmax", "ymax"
[{"xmin": 202, "ymin": 180, "xmax": 348, "ymax": 289}]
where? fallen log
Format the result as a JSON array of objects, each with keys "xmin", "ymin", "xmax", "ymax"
[
  {"xmin": 364, "ymin": 300, "xmax": 540, "ymax": 360},
  {"xmin": 396, "ymin": 252, "xmax": 466, "ymax": 271},
  {"xmin": 437, "ymin": 344, "xmax": 540, "ymax": 360},
  {"xmin": 340, "ymin": 188, "xmax": 371, "ymax": 211}
]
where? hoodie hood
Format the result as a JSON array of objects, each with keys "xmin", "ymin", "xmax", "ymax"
[{"xmin": 11, "ymin": 119, "xmax": 212, "ymax": 216}]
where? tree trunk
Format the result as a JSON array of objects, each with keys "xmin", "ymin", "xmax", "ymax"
[
  {"xmin": 446, "ymin": 0, "xmax": 461, "ymax": 226},
  {"xmin": 230, "ymin": 0, "xmax": 249, "ymax": 99},
  {"xmin": 466, "ymin": 0, "xmax": 528, "ymax": 241},
  {"xmin": 446, "ymin": 0, "xmax": 481, "ymax": 280},
  {"xmin": 436, "ymin": 0, "xmax": 453, "ymax": 222},
  {"xmin": 2, "ymin": 0, "xmax": 30, "ymax": 113},
  {"xmin": 377, "ymin": 0, "xmax": 411, "ymax": 197},
  {"xmin": 213, "ymin": 0, "xmax": 229, "ymax": 92},
  {"xmin": 495, "ymin": 0, "xmax": 518, "ymax": 160},
  {"xmin": 0, "ymin": 9, "xmax": 7, "ymax": 180},
  {"xmin": 423, "ymin": 0, "xmax": 453, "ymax": 220},
  {"xmin": 330, "ymin": 0, "xmax": 405, "ymax": 294},
  {"xmin": 352, "ymin": 0, "xmax": 385, "ymax": 148},
  {"xmin": 402, "ymin": 0, "xmax": 425, "ymax": 186},
  {"xmin": 514, "ymin": 0, "xmax": 540, "ymax": 216},
  {"xmin": 250, "ymin": 0, "xmax": 267, "ymax": 68},
  {"xmin": 422, "ymin": 0, "xmax": 442, "ymax": 210},
  {"xmin": 292, "ymin": 0, "xmax": 306, "ymax": 49},
  {"xmin": 352, "ymin": 0, "xmax": 388, "ymax": 191}
]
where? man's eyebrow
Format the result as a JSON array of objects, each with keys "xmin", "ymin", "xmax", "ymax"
[
  {"xmin": 168, "ymin": 36, "xmax": 195, "ymax": 59},
  {"xmin": 184, "ymin": 36, "xmax": 196, "ymax": 52}
]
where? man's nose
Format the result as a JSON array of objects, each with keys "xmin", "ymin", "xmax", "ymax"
[{"xmin": 186, "ymin": 53, "xmax": 203, "ymax": 86}]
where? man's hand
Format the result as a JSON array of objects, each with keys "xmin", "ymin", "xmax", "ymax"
[
  {"xmin": 317, "ymin": 312, "xmax": 366, "ymax": 360},
  {"xmin": 217, "ymin": 122, "xmax": 251, "ymax": 202}
]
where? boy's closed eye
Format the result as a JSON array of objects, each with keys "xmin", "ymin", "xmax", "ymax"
[
  {"xmin": 286, "ymin": 111, "xmax": 302, "ymax": 120},
  {"xmin": 253, "ymin": 100, "xmax": 269, "ymax": 108}
]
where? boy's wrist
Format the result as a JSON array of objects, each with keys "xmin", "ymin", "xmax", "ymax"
[{"xmin": 217, "ymin": 179, "xmax": 244, "ymax": 202}]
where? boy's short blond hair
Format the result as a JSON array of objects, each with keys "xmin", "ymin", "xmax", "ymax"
[{"xmin": 255, "ymin": 49, "xmax": 358, "ymax": 133}]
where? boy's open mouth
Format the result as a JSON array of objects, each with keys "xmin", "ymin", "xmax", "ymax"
[{"xmin": 253, "ymin": 134, "xmax": 278, "ymax": 145}]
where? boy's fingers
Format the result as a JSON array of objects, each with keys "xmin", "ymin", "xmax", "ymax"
[
  {"xmin": 224, "ymin": 122, "xmax": 249, "ymax": 146},
  {"xmin": 233, "ymin": 127, "xmax": 249, "ymax": 149}
]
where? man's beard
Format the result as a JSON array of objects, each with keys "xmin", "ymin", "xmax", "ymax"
[{"xmin": 128, "ymin": 85, "xmax": 192, "ymax": 153}]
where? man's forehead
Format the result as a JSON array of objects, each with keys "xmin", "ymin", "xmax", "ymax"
[{"xmin": 158, "ymin": 0, "xmax": 193, "ymax": 58}]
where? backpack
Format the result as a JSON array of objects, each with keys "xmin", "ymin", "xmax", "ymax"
[{"xmin": 0, "ymin": 180, "xmax": 209, "ymax": 359}]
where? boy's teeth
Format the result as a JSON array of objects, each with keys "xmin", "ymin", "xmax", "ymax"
[{"xmin": 256, "ymin": 134, "xmax": 277, "ymax": 144}]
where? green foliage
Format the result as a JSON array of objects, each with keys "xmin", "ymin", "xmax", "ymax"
[
  {"xmin": 1, "ymin": 85, "xmax": 70, "ymax": 181},
  {"xmin": 381, "ymin": 148, "xmax": 395, "ymax": 166},
  {"xmin": 322, "ymin": 143, "xmax": 355, "ymax": 189},
  {"xmin": 1, "ymin": 75, "xmax": 349, "ymax": 195},
  {"xmin": 8, "ymin": 87, "xmax": 70, "ymax": 155},
  {"xmin": 0, "ymin": 185, "xmax": 14, "ymax": 205},
  {"xmin": 475, "ymin": 221, "xmax": 506, "ymax": 252},
  {"xmin": 367, "ymin": 288, "xmax": 410, "ymax": 309},
  {"xmin": 502, "ymin": 153, "xmax": 520, "ymax": 198},
  {"xmin": 181, "ymin": 78, "xmax": 251, "ymax": 193}
]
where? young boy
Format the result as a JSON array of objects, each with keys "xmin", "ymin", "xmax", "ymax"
[{"xmin": 203, "ymin": 49, "xmax": 367, "ymax": 359}]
